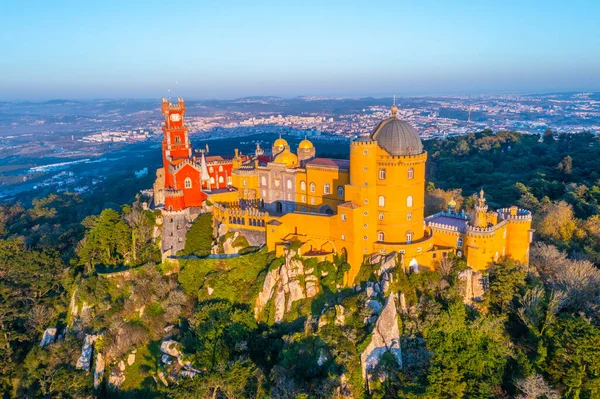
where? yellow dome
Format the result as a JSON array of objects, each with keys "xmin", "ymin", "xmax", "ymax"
[
  {"xmin": 448, "ymin": 199, "xmax": 457, "ymax": 207},
  {"xmin": 273, "ymin": 137, "xmax": 288, "ymax": 148},
  {"xmin": 298, "ymin": 138, "xmax": 314, "ymax": 150},
  {"xmin": 273, "ymin": 149, "xmax": 298, "ymax": 167}
]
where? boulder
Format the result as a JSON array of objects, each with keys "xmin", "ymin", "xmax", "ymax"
[
  {"xmin": 360, "ymin": 293, "xmax": 402, "ymax": 381},
  {"xmin": 399, "ymin": 292, "xmax": 408, "ymax": 314},
  {"xmin": 366, "ymin": 299, "xmax": 383, "ymax": 315},
  {"xmin": 108, "ymin": 370, "xmax": 125, "ymax": 389},
  {"xmin": 40, "ymin": 327, "xmax": 57, "ymax": 347},
  {"xmin": 286, "ymin": 279, "xmax": 304, "ymax": 311},
  {"xmin": 160, "ymin": 340, "xmax": 182, "ymax": 358},
  {"xmin": 94, "ymin": 353, "xmax": 105, "ymax": 389},
  {"xmin": 318, "ymin": 315, "xmax": 328, "ymax": 328},
  {"xmin": 76, "ymin": 334, "xmax": 98, "ymax": 371},
  {"xmin": 207, "ymin": 286, "xmax": 214, "ymax": 296},
  {"xmin": 118, "ymin": 360, "xmax": 126, "ymax": 372},
  {"xmin": 457, "ymin": 268, "xmax": 486, "ymax": 305},
  {"xmin": 127, "ymin": 353, "xmax": 136, "ymax": 366}
]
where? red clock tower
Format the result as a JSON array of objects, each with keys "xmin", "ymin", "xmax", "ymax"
[{"xmin": 161, "ymin": 97, "xmax": 191, "ymax": 188}]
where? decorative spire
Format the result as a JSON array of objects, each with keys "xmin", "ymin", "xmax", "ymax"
[
  {"xmin": 478, "ymin": 188, "xmax": 486, "ymax": 207},
  {"xmin": 391, "ymin": 94, "xmax": 398, "ymax": 117},
  {"xmin": 200, "ymin": 150, "xmax": 210, "ymax": 183}
]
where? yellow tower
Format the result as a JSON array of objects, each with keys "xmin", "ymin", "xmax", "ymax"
[{"xmin": 473, "ymin": 189, "xmax": 489, "ymax": 228}]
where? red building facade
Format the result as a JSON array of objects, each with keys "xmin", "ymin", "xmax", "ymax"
[{"xmin": 158, "ymin": 98, "xmax": 239, "ymax": 211}]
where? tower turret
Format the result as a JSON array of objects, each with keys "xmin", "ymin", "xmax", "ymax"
[{"xmin": 473, "ymin": 189, "xmax": 489, "ymax": 228}]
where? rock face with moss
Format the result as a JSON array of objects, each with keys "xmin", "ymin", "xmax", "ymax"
[
  {"xmin": 212, "ymin": 231, "xmax": 249, "ymax": 255},
  {"xmin": 360, "ymin": 293, "xmax": 402, "ymax": 380},
  {"xmin": 255, "ymin": 248, "xmax": 321, "ymax": 322}
]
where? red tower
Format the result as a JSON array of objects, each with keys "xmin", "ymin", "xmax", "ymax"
[{"xmin": 161, "ymin": 97, "xmax": 191, "ymax": 187}]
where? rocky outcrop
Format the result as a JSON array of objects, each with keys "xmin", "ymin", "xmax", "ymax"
[
  {"xmin": 212, "ymin": 231, "xmax": 249, "ymax": 255},
  {"xmin": 40, "ymin": 327, "xmax": 57, "ymax": 347},
  {"xmin": 361, "ymin": 293, "xmax": 402, "ymax": 381},
  {"xmin": 94, "ymin": 353, "xmax": 105, "ymax": 389},
  {"xmin": 254, "ymin": 249, "xmax": 320, "ymax": 323},
  {"xmin": 76, "ymin": 334, "xmax": 99, "ymax": 371}
]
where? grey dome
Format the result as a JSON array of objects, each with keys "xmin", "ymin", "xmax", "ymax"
[{"xmin": 370, "ymin": 117, "xmax": 423, "ymax": 156}]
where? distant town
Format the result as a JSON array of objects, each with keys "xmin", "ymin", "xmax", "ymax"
[{"xmin": 1, "ymin": 92, "xmax": 599, "ymax": 201}]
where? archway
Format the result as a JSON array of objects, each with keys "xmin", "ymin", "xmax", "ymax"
[
  {"xmin": 319, "ymin": 204, "xmax": 334, "ymax": 215},
  {"xmin": 275, "ymin": 201, "xmax": 283, "ymax": 213},
  {"xmin": 409, "ymin": 258, "xmax": 419, "ymax": 273}
]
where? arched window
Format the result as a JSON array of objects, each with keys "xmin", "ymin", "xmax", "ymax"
[
  {"xmin": 408, "ymin": 168, "xmax": 414, "ymax": 179},
  {"xmin": 406, "ymin": 232, "xmax": 413, "ymax": 243},
  {"xmin": 407, "ymin": 195, "xmax": 413, "ymax": 207},
  {"xmin": 378, "ymin": 196, "xmax": 385, "ymax": 207},
  {"xmin": 210, "ymin": 177, "xmax": 215, "ymax": 184},
  {"xmin": 261, "ymin": 176, "xmax": 267, "ymax": 186},
  {"xmin": 218, "ymin": 176, "xmax": 224, "ymax": 183},
  {"xmin": 407, "ymin": 212, "xmax": 412, "ymax": 221},
  {"xmin": 324, "ymin": 183, "xmax": 331, "ymax": 194},
  {"xmin": 378, "ymin": 231, "xmax": 385, "ymax": 241},
  {"xmin": 378, "ymin": 212, "xmax": 384, "ymax": 221},
  {"xmin": 209, "ymin": 167, "xmax": 214, "ymax": 173},
  {"xmin": 287, "ymin": 179, "xmax": 292, "ymax": 189},
  {"xmin": 175, "ymin": 135, "xmax": 181, "ymax": 144},
  {"xmin": 218, "ymin": 165, "xmax": 223, "ymax": 172},
  {"xmin": 457, "ymin": 237, "xmax": 463, "ymax": 248},
  {"xmin": 300, "ymin": 181, "xmax": 306, "ymax": 191},
  {"xmin": 310, "ymin": 182, "xmax": 316, "ymax": 193},
  {"xmin": 337, "ymin": 186, "xmax": 344, "ymax": 197},
  {"xmin": 184, "ymin": 178, "xmax": 192, "ymax": 189}
]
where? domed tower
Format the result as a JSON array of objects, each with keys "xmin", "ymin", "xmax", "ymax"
[
  {"xmin": 472, "ymin": 189, "xmax": 489, "ymax": 228},
  {"xmin": 370, "ymin": 104, "xmax": 427, "ymax": 247},
  {"xmin": 297, "ymin": 137, "xmax": 316, "ymax": 165},
  {"xmin": 272, "ymin": 135, "xmax": 289, "ymax": 158},
  {"xmin": 273, "ymin": 148, "xmax": 299, "ymax": 168}
]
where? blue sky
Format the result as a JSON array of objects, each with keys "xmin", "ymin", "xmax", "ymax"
[{"xmin": 1, "ymin": 0, "xmax": 599, "ymax": 100}]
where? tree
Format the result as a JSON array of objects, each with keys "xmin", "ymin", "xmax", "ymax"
[
  {"xmin": 535, "ymin": 201, "xmax": 577, "ymax": 244},
  {"xmin": 542, "ymin": 128, "xmax": 555, "ymax": 145},
  {"xmin": 488, "ymin": 259, "xmax": 527, "ymax": 313},
  {"xmin": 181, "ymin": 213, "xmax": 214, "ymax": 257}
]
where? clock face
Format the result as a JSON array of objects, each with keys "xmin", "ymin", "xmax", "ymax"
[{"xmin": 170, "ymin": 113, "xmax": 181, "ymax": 122}]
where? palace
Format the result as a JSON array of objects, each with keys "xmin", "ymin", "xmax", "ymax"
[{"xmin": 154, "ymin": 98, "xmax": 533, "ymax": 284}]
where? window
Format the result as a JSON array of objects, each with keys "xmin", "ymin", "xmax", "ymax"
[
  {"xmin": 209, "ymin": 167, "xmax": 214, "ymax": 173},
  {"xmin": 324, "ymin": 183, "xmax": 331, "ymax": 194},
  {"xmin": 218, "ymin": 176, "xmax": 224, "ymax": 183},
  {"xmin": 261, "ymin": 176, "xmax": 267, "ymax": 186},
  {"xmin": 363, "ymin": 167, "xmax": 368, "ymax": 171},
  {"xmin": 378, "ymin": 196, "xmax": 385, "ymax": 207},
  {"xmin": 227, "ymin": 176, "xmax": 232, "ymax": 185},
  {"xmin": 175, "ymin": 135, "xmax": 181, "ymax": 144},
  {"xmin": 378, "ymin": 231, "xmax": 385, "ymax": 241},
  {"xmin": 210, "ymin": 177, "xmax": 215, "ymax": 184},
  {"xmin": 243, "ymin": 179, "xmax": 247, "ymax": 186},
  {"xmin": 337, "ymin": 186, "xmax": 344, "ymax": 197},
  {"xmin": 406, "ymin": 232, "xmax": 412, "ymax": 243},
  {"xmin": 184, "ymin": 178, "xmax": 192, "ymax": 189},
  {"xmin": 311, "ymin": 198, "xmax": 315, "ymax": 205},
  {"xmin": 341, "ymin": 214, "xmax": 347, "ymax": 222},
  {"xmin": 364, "ymin": 199, "xmax": 369, "ymax": 205},
  {"xmin": 301, "ymin": 181, "xmax": 306, "ymax": 191},
  {"xmin": 379, "ymin": 212, "xmax": 384, "ymax": 221},
  {"xmin": 364, "ymin": 236, "xmax": 368, "ymax": 240},
  {"xmin": 310, "ymin": 183, "xmax": 316, "ymax": 193},
  {"xmin": 407, "ymin": 212, "xmax": 412, "ymax": 220},
  {"xmin": 379, "ymin": 168, "xmax": 386, "ymax": 179},
  {"xmin": 364, "ymin": 224, "xmax": 368, "ymax": 228},
  {"xmin": 407, "ymin": 195, "xmax": 413, "ymax": 207},
  {"xmin": 457, "ymin": 237, "xmax": 463, "ymax": 248},
  {"xmin": 408, "ymin": 168, "xmax": 414, "ymax": 179},
  {"xmin": 301, "ymin": 206, "xmax": 306, "ymax": 212},
  {"xmin": 341, "ymin": 234, "xmax": 345, "ymax": 240},
  {"xmin": 301, "ymin": 195, "xmax": 306, "ymax": 202},
  {"xmin": 218, "ymin": 165, "xmax": 223, "ymax": 172},
  {"xmin": 287, "ymin": 180, "xmax": 292, "ymax": 189},
  {"xmin": 363, "ymin": 150, "xmax": 369, "ymax": 155}
]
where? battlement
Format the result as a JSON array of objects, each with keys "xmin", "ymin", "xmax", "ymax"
[
  {"xmin": 427, "ymin": 210, "xmax": 471, "ymax": 221},
  {"xmin": 498, "ymin": 207, "xmax": 532, "ymax": 221},
  {"xmin": 428, "ymin": 221, "xmax": 460, "ymax": 232}
]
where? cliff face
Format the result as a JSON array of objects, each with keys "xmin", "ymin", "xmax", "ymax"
[{"xmin": 254, "ymin": 249, "xmax": 320, "ymax": 323}]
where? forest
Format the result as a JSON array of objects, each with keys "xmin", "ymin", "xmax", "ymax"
[{"xmin": 1, "ymin": 129, "xmax": 600, "ymax": 399}]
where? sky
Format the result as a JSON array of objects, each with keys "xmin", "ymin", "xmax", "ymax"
[{"xmin": 1, "ymin": 0, "xmax": 599, "ymax": 100}]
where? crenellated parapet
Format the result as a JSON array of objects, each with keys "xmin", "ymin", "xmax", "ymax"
[
  {"xmin": 498, "ymin": 207, "xmax": 532, "ymax": 222},
  {"xmin": 164, "ymin": 188, "xmax": 184, "ymax": 197}
]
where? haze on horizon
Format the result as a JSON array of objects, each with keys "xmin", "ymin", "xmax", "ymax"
[{"xmin": 1, "ymin": 0, "xmax": 599, "ymax": 101}]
